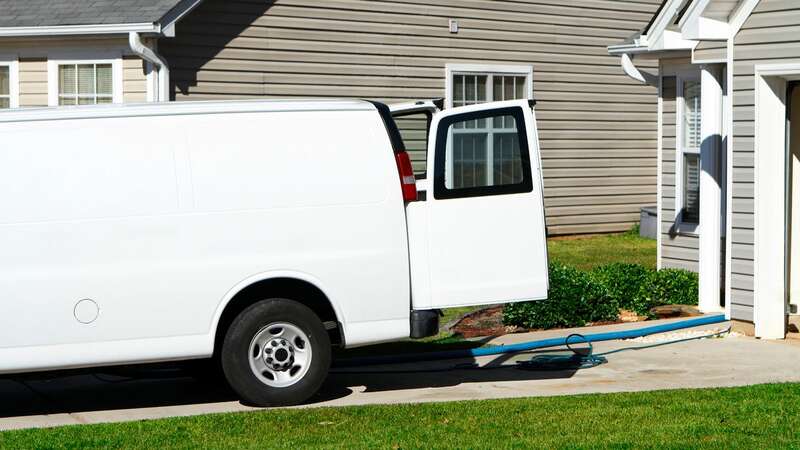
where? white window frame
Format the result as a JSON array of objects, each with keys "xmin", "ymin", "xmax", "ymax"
[
  {"xmin": 0, "ymin": 55, "xmax": 20, "ymax": 108},
  {"xmin": 443, "ymin": 64, "xmax": 533, "ymax": 187},
  {"xmin": 672, "ymin": 66, "xmax": 703, "ymax": 235},
  {"xmin": 444, "ymin": 64, "xmax": 533, "ymax": 109},
  {"xmin": 47, "ymin": 51, "xmax": 123, "ymax": 106}
]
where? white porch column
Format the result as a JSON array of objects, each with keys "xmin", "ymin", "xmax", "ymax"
[{"xmin": 699, "ymin": 64, "xmax": 723, "ymax": 313}]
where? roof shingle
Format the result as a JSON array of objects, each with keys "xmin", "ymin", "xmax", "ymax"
[{"xmin": 0, "ymin": 0, "xmax": 184, "ymax": 28}]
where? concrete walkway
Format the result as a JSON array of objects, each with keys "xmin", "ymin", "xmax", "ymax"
[{"xmin": 2, "ymin": 317, "xmax": 800, "ymax": 431}]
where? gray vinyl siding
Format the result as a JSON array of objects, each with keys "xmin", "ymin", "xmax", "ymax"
[
  {"xmin": 694, "ymin": 40, "xmax": 727, "ymax": 62},
  {"xmin": 729, "ymin": 0, "xmax": 800, "ymax": 322},
  {"xmin": 160, "ymin": 0, "xmax": 662, "ymax": 235},
  {"xmin": 660, "ymin": 75, "xmax": 700, "ymax": 272}
]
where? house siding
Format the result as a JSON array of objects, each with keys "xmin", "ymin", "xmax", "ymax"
[
  {"xmin": 694, "ymin": 40, "xmax": 727, "ymax": 62},
  {"xmin": 659, "ymin": 73, "xmax": 700, "ymax": 272},
  {"xmin": 123, "ymin": 56, "xmax": 148, "ymax": 103},
  {"xmin": 18, "ymin": 58, "xmax": 47, "ymax": 107},
  {"xmin": 160, "ymin": 0, "xmax": 663, "ymax": 235},
  {"xmin": 0, "ymin": 38, "xmax": 148, "ymax": 107},
  {"xmin": 729, "ymin": 0, "xmax": 800, "ymax": 322}
]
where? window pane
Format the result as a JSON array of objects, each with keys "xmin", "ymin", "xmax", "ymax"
[
  {"xmin": 59, "ymin": 65, "xmax": 76, "ymax": 95},
  {"xmin": 59, "ymin": 97, "xmax": 76, "ymax": 106},
  {"xmin": 515, "ymin": 76, "xmax": 526, "ymax": 99},
  {"xmin": 453, "ymin": 75, "xmax": 464, "ymax": 105},
  {"xmin": 96, "ymin": 96, "xmax": 113, "ymax": 104},
  {"xmin": 78, "ymin": 97, "xmax": 95, "ymax": 105},
  {"xmin": 0, "ymin": 66, "xmax": 8, "ymax": 96},
  {"xmin": 683, "ymin": 153, "xmax": 700, "ymax": 224},
  {"xmin": 78, "ymin": 64, "xmax": 95, "ymax": 95},
  {"xmin": 465, "ymin": 75, "xmax": 475, "ymax": 102},
  {"xmin": 683, "ymin": 80, "xmax": 701, "ymax": 149},
  {"xmin": 0, "ymin": 97, "xmax": 9, "ymax": 109},
  {"xmin": 96, "ymin": 64, "xmax": 112, "ymax": 95},
  {"xmin": 445, "ymin": 114, "xmax": 524, "ymax": 189}
]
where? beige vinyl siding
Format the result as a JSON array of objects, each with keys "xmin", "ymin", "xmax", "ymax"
[
  {"xmin": 161, "ymin": 0, "xmax": 662, "ymax": 235},
  {"xmin": 123, "ymin": 56, "xmax": 148, "ymax": 103},
  {"xmin": 660, "ymin": 74, "xmax": 700, "ymax": 272},
  {"xmin": 0, "ymin": 39, "xmax": 147, "ymax": 107},
  {"xmin": 729, "ymin": 0, "xmax": 800, "ymax": 322},
  {"xmin": 694, "ymin": 40, "xmax": 727, "ymax": 62},
  {"xmin": 18, "ymin": 58, "xmax": 47, "ymax": 107}
]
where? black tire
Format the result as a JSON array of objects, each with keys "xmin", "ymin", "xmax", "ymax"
[{"xmin": 221, "ymin": 298, "xmax": 331, "ymax": 407}]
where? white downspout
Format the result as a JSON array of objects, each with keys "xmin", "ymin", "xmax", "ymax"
[
  {"xmin": 128, "ymin": 31, "xmax": 170, "ymax": 102},
  {"xmin": 620, "ymin": 53, "xmax": 659, "ymax": 85}
]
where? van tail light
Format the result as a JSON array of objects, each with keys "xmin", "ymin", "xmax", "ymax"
[{"xmin": 394, "ymin": 151, "xmax": 417, "ymax": 202}]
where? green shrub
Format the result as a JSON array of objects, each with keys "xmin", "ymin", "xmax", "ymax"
[
  {"xmin": 503, "ymin": 263, "xmax": 699, "ymax": 330},
  {"xmin": 591, "ymin": 263, "xmax": 654, "ymax": 316},
  {"xmin": 503, "ymin": 263, "xmax": 618, "ymax": 329},
  {"xmin": 638, "ymin": 268, "xmax": 699, "ymax": 307}
]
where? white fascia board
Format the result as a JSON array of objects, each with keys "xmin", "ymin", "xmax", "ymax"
[
  {"xmin": 652, "ymin": 29, "xmax": 697, "ymax": 52},
  {"xmin": 683, "ymin": 16, "xmax": 731, "ymax": 40},
  {"xmin": 729, "ymin": 0, "xmax": 760, "ymax": 38},
  {"xmin": 0, "ymin": 23, "xmax": 160, "ymax": 38},
  {"xmin": 157, "ymin": 0, "xmax": 205, "ymax": 38},
  {"xmin": 678, "ymin": 0, "xmax": 709, "ymax": 28},
  {"xmin": 647, "ymin": 0, "xmax": 692, "ymax": 48}
]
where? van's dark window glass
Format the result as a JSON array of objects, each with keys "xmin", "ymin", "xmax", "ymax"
[
  {"xmin": 434, "ymin": 107, "xmax": 532, "ymax": 199},
  {"xmin": 448, "ymin": 114, "xmax": 523, "ymax": 189}
]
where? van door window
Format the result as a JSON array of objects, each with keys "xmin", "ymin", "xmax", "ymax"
[{"xmin": 434, "ymin": 106, "xmax": 532, "ymax": 199}]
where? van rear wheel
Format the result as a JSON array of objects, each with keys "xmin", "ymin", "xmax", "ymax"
[{"xmin": 221, "ymin": 298, "xmax": 331, "ymax": 406}]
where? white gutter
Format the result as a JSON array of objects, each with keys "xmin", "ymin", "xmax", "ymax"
[
  {"xmin": 129, "ymin": 32, "xmax": 170, "ymax": 102},
  {"xmin": 0, "ymin": 23, "xmax": 160, "ymax": 37}
]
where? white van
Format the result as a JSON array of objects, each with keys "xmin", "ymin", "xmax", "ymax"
[{"xmin": 0, "ymin": 98, "xmax": 548, "ymax": 406}]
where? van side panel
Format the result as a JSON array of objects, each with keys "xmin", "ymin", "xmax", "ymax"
[{"xmin": 0, "ymin": 107, "xmax": 410, "ymax": 373}]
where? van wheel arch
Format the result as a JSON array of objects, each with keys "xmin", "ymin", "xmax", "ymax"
[{"xmin": 214, "ymin": 278, "xmax": 343, "ymax": 357}]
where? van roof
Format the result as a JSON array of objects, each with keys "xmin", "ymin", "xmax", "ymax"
[{"xmin": 0, "ymin": 99, "xmax": 377, "ymax": 123}]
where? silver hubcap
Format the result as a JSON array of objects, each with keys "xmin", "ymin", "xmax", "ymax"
[{"xmin": 248, "ymin": 322, "xmax": 312, "ymax": 388}]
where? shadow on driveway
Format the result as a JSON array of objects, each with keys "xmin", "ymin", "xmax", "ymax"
[{"xmin": 0, "ymin": 349, "xmax": 578, "ymax": 419}]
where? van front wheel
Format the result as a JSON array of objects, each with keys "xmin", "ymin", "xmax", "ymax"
[{"xmin": 221, "ymin": 298, "xmax": 331, "ymax": 407}]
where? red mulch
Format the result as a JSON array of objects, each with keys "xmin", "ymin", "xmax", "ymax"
[{"xmin": 450, "ymin": 304, "xmax": 701, "ymax": 338}]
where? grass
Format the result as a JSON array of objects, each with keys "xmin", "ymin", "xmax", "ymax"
[
  {"xmin": 548, "ymin": 232, "xmax": 656, "ymax": 271},
  {"xmin": 4, "ymin": 383, "xmax": 799, "ymax": 449}
]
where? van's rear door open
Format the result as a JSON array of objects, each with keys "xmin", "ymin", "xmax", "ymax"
[{"xmin": 405, "ymin": 100, "xmax": 549, "ymax": 310}]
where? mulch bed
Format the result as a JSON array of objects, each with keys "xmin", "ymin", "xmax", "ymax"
[{"xmin": 450, "ymin": 304, "xmax": 702, "ymax": 338}]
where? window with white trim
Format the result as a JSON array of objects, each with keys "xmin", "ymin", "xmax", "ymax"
[
  {"xmin": 0, "ymin": 65, "xmax": 10, "ymax": 109},
  {"xmin": 446, "ymin": 66, "xmax": 532, "ymax": 189},
  {"xmin": 58, "ymin": 63, "xmax": 113, "ymax": 105},
  {"xmin": 679, "ymin": 78, "xmax": 701, "ymax": 225}
]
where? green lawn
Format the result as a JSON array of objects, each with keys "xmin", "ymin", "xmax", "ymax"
[
  {"xmin": 548, "ymin": 232, "xmax": 656, "ymax": 271},
  {"xmin": 4, "ymin": 383, "xmax": 798, "ymax": 449}
]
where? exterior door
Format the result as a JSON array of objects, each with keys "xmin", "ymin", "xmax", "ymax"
[{"xmin": 406, "ymin": 99, "xmax": 549, "ymax": 310}]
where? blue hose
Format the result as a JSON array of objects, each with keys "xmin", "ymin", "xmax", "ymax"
[{"xmin": 335, "ymin": 314, "xmax": 727, "ymax": 368}]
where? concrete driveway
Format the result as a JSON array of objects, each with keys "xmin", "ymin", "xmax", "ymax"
[{"xmin": 2, "ymin": 317, "xmax": 800, "ymax": 431}]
